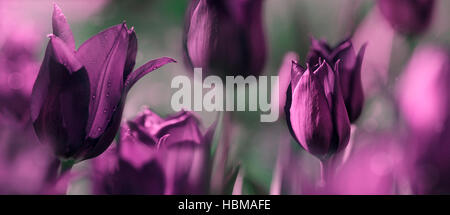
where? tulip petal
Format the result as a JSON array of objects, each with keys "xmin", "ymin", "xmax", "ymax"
[
  {"xmin": 76, "ymin": 23, "xmax": 130, "ymax": 139},
  {"xmin": 156, "ymin": 111, "xmax": 203, "ymax": 147},
  {"xmin": 290, "ymin": 69, "xmax": 333, "ymax": 158},
  {"xmin": 308, "ymin": 37, "xmax": 332, "ymax": 65},
  {"xmin": 82, "ymin": 97, "xmax": 126, "ymax": 160},
  {"xmin": 52, "ymin": 4, "xmax": 76, "ymax": 50},
  {"xmin": 347, "ymin": 43, "xmax": 367, "ymax": 122},
  {"xmin": 284, "ymin": 84, "xmax": 299, "ymax": 144},
  {"xmin": 124, "ymin": 57, "xmax": 176, "ymax": 92},
  {"xmin": 331, "ymin": 60, "xmax": 351, "ymax": 153},
  {"xmin": 123, "ymin": 28, "xmax": 137, "ymax": 81},
  {"xmin": 314, "ymin": 61, "xmax": 335, "ymax": 110},
  {"xmin": 291, "ymin": 61, "xmax": 306, "ymax": 87},
  {"xmin": 185, "ymin": 0, "xmax": 213, "ymax": 70},
  {"xmin": 118, "ymin": 123, "xmax": 158, "ymax": 169},
  {"xmin": 31, "ymin": 36, "xmax": 90, "ymax": 158}
]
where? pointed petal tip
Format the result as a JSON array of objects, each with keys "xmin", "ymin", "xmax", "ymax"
[
  {"xmin": 127, "ymin": 26, "xmax": 135, "ymax": 34},
  {"xmin": 52, "ymin": 3, "xmax": 65, "ymax": 18},
  {"xmin": 168, "ymin": 57, "xmax": 177, "ymax": 63},
  {"xmin": 161, "ymin": 57, "xmax": 177, "ymax": 64},
  {"xmin": 53, "ymin": 2, "xmax": 61, "ymax": 12},
  {"xmin": 359, "ymin": 42, "xmax": 368, "ymax": 55}
]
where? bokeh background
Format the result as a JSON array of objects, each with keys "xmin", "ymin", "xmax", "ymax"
[{"xmin": 1, "ymin": 0, "xmax": 450, "ymax": 194}]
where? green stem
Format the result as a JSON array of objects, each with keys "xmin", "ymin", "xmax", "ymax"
[
  {"xmin": 59, "ymin": 159, "xmax": 75, "ymax": 176},
  {"xmin": 318, "ymin": 158, "xmax": 334, "ymax": 188}
]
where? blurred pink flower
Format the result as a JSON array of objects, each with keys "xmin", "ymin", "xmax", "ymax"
[
  {"xmin": 377, "ymin": 0, "xmax": 435, "ymax": 35},
  {"xmin": 397, "ymin": 45, "xmax": 450, "ymax": 194},
  {"xmin": 0, "ymin": 114, "xmax": 68, "ymax": 194},
  {"xmin": 353, "ymin": 7, "xmax": 395, "ymax": 97},
  {"xmin": 92, "ymin": 109, "xmax": 216, "ymax": 195},
  {"xmin": 325, "ymin": 133, "xmax": 404, "ymax": 195}
]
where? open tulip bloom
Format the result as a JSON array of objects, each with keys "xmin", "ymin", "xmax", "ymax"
[
  {"xmin": 92, "ymin": 109, "xmax": 216, "ymax": 195},
  {"xmin": 31, "ymin": 4, "xmax": 176, "ymax": 162}
]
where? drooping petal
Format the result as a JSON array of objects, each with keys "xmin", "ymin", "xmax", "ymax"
[
  {"xmin": 31, "ymin": 36, "xmax": 90, "ymax": 158},
  {"xmin": 76, "ymin": 23, "xmax": 130, "ymax": 139},
  {"xmin": 52, "ymin": 4, "xmax": 76, "ymax": 51},
  {"xmin": 124, "ymin": 57, "xmax": 176, "ymax": 92}
]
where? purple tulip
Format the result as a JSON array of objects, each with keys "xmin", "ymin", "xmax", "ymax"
[
  {"xmin": 183, "ymin": 0, "xmax": 266, "ymax": 78},
  {"xmin": 307, "ymin": 37, "xmax": 367, "ymax": 123},
  {"xmin": 31, "ymin": 4, "xmax": 176, "ymax": 161},
  {"xmin": 397, "ymin": 45, "xmax": 450, "ymax": 194},
  {"xmin": 91, "ymin": 143, "xmax": 166, "ymax": 195},
  {"xmin": 92, "ymin": 109, "xmax": 216, "ymax": 194},
  {"xmin": 285, "ymin": 60, "xmax": 351, "ymax": 161},
  {"xmin": 377, "ymin": 0, "xmax": 435, "ymax": 35}
]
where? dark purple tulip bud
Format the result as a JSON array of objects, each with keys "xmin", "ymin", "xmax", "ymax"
[
  {"xmin": 92, "ymin": 109, "xmax": 216, "ymax": 194},
  {"xmin": 377, "ymin": 0, "xmax": 435, "ymax": 35},
  {"xmin": 307, "ymin": 37, "xmax": 367, "ymax": 123},
  {"xmin": 31, "ymin": 4, "xmax": 176, "ymax": 161},
  {"xmin": 183, "ymin": 0, "xmax": 266, "ymax": 78},
  {"xmin": 397, "ymin": 46, "xmax": 450, "ymax": 137},
  {"xmin": 285, "ymin": 60, "xmax": 351, "ymax": 160}
]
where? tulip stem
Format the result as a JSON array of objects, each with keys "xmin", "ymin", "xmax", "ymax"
[
  {"xmin": 318, "ymin": 158, "xmax": 333, "ymax": 188},
  {"xmin": 59, "ymin": 159, "xmax": 75, "ymax": 176}
]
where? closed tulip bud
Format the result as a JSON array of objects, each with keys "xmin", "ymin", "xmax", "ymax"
[
  {"xmin": 377, "ymin": 0, "xmax": 435, "ymax": 35},
  {"xmin": 92, "ymin": 109, "xmax": 216, "ymax": 195},
  {"xmin": 183, "ymin": 0, "xmax": 266, "ymax": 78},
  {"xmin": 31, "ymin": 4, "xmax": 176, "ymax": 161},
  {"xmin": 285, "ymin": 60, "xmax": 351, "ymax": 161},
  {"xmin": 307, "ymin": 37, "xmax": 367, "ymax": 123}
]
